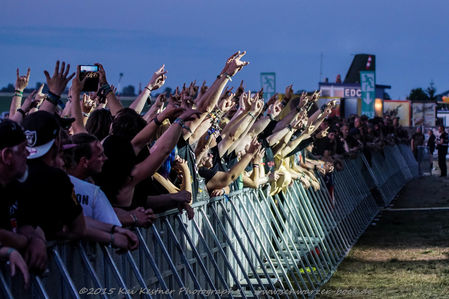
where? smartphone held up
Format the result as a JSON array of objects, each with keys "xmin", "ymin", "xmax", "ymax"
[{"xmin": 79, "ymin": 65, "xmax": 99, "ymax": 91}]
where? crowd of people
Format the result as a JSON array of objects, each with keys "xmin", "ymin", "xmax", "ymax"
[{"xmin": 0, "ymin": 52, "xmax": 430, "ymax": 286}]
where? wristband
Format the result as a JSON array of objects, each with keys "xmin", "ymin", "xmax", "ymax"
[
  {"xmin": 14, "ymin": 90, "xmax": 23, "ymax": 95},
  {"xmin": 183, "ymin": 125, "xmax": 192, "ymax": 133},
  {"xmin": 16, "ymin": 108, "xmax": 26, "ymax": 117},
  {"xmin": 110, "ymin": 225, "xmax": 117, "ymax": 234},
  {"xmin": 252, "ymin": 164, "xmax": 260, "ymax": 168},
  {"xmin": 5, "ymin": 248, "xmax": 15, "ymax": 259},
  {"xmin": 145, "ymin": 86, "xmax": 152, "ymax": 92},
  {"xmin": 269, "ymin": 113, "xmax": 275, "ymax": 121},
  {"xmin": 153, "ymin": 116, "xmax": 163, "ymax": 126},
  {"xmin": 217, "ymin": 73, "xmax": 232, "ymax": 81},
  {"xmin": 130, "ymin": 213, "xmax": 138, "ymax": 226},
  {"xmin": 98, "ymin": 83, "xmax": 113, "ymax": 99},
  {"xmin": 46, "ymin": 91, "xmax": 61, "ymax": 106},
  {"xmin": 174, "ymin": 118, "xmax": 185, "ymax": 127},
  {"xmin": 82, "ymin": 112, "xmax": 90, "ymax": 118},
  {"xmin": 14, "ymin": 93, "xmax": 23, "ymax": 97},
  {"xmin": 248, "ymin": 112, "xmax": 256, "ymax": 119}
]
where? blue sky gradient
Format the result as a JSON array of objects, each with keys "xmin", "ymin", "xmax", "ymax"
[{"xmin": 1, "ymin": 0, "xmax": 448, "ymax": 99}]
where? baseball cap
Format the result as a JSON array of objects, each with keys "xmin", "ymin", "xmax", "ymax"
[
  {"xmin": 0, "ymin": 119, "xmax": 26, "ymax": 149},
  {"xmin": 22, "ymin": 111, "xmax": 60, "ymax": 159}
]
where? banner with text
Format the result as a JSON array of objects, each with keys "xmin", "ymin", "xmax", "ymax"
[{"xmin": 360, "ymin": 71, "xmax": 376, "ymax": 118}]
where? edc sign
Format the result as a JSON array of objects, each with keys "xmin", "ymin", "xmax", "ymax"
[{"xmin": 344, "ymin": 88, "xmax": 361, "ymax": 98}]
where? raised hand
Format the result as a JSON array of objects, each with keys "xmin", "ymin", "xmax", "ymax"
[
  {"xmin": 267, "ymin": 102, "xmax": 282, "ymax": 119},
  {"xmin": 266, "ymin": 93, "xmax": 278, "ymax": 107},
  {"xmin": 221, "ymin": 51, "xmax": 249, "ymax": 77},
  {"xmin": 15, "ymin": 68, "xmax": 31, "ymax": 91},
  {"xmin": 235, "ymin": 80, "xmax": 245, "ymax": 98},
  {"xmin": 284, "ymin": 84, "xmax": 294, "ymax": 99},
  {"xmin": 250, "ymin": 98, "xmax": 263, "ymax": 114},
  {"xmin": 71, "ymin": 65, "xmax": 87, "ymax": 95},
  {"xmin": 178, "ymin": 107, "xmax": 201, "ymax": 122},
  {"xmin": 218, "ymin": 92, "xmax": 235, "ymax": 113},
  {"xmin": 247, "ymin": 138, "xmax": 261, "ymax": 154},
  {"xmin": 147, "ymin": 65, "xmax": 167, "ymax": 91},
  {"xmin": 188, "ymin": 81, "xmax": 198, "ymax": 97},
  {"xmin": 254, "ymin": 148, "xmax": 266, "ymax": 163},
  {"xmin": 82, "ymin": 94, "xmax": 96, "ymax": 114},
  {"xmin": 21, "ymin": 90, "xmax": 38, "ymax": 112},
  {"xmin": 94, "ymin": 63, "xmax": 108, "ymax": 86},
  {"xmin": 198, "ymin": 81, "xmax": 208, "ymax": 98},
  {"xmin": 33, "ymin": 83, "xmax": 46, "ymax": 106},
  {"xmin": 44, "ymin": 61, "xmax": 75, "ymax": 96}
]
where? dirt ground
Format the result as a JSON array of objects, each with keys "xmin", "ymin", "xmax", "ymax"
[{"xmin": 316, "ymin": 165, "xmax": 449, "ymax": 298}]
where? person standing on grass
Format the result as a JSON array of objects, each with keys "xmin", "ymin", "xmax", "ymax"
[{"xmin": 436, "ymin": 125, "xmax": 448, "ymax": 177}]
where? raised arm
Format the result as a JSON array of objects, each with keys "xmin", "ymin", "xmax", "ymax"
[
  {"xmin": 129, "ymin": 65, "xmax": 167, "ymax": 114},
  {"xmin": 9, "ymin": 68, "xmax": 30, "ymax": 118},
  {"xmin": 206, "ymin": 138, "xmax": 260, "ymax": 190},
  {"xmin": 70, "ymin": 66, "xmax": 88, "ymax": 134},
  {"xmin": 95, "ymin": 63, "xmax": 123, "ymax": 116},
  {"xmin": 40, "ymin": 61, "xmax": 75, "ymax": 114},
  {"xmin": 129, "ymin": 108, "xmax": 200, "ymax": 186},
  {"xmin": 195, "ymin": 51, "xmax": 249, "ymax": 113},
  {"xmin": 131, "ymin": 101, "xmax": 183, "ymax": 155}
]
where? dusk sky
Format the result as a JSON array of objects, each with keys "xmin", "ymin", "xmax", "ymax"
[{"xmin": 1, "ymin": 0, "xmax": 448, "ymax": 99}]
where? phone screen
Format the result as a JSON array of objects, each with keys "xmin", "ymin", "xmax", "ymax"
[
  {"xmin": 79, "ymin": 65, "xmax": 99, "ymax": 92},
  {"xmin": 80, "ymin": 65, "xmax": 99, "ymax": 72}
]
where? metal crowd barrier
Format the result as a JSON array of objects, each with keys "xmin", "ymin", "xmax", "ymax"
[{"xmin": 0, "ymin": 145, "xmax": 419, "ymax": 299}]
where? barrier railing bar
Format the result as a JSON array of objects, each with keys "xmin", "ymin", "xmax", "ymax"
[
  {"xmin": 78, "ymin": 243, "xmax": 108, "ymax": 299},
  {"xmin": 124, "ymin": 251, "xmax": 153, "ymax": 299},
  {"xmin": 188, "ymin": 216, "xmax": 233, "ymax": 295},
  {"xmin": 174, "ymin": 215, "xmax": 221, "ymax": 296},
  {"xmin": 224, "ymin": 196, "xmax": 282, "ymax": 298},
  {"xmin": 292, "ymin": 184, "xmax": 338, "ymax": 271},
  {"xmin": 135, "ymin": 228, "xmax": 173, "ymax": 298},
  {"xmin": 313, "ymin": 175, "xmax": 352, "ymax": 252},
  {"xmin": 52, "ymin": 247, "xmax": 81, "ymax": 299},
  {"xmin": 258, "ymin": 190, "xmax": 315, "ymax": 291},
  {"xmin": 0, "ymin": 268, "xmax": 13, "ymax": 299},
  {"xmin": 281, "ymin": 186, "xmax": 329, "ymax": 281},
  {"xmin": 198, "ymin": 208, "xmax": 249, "ymax": 299},
  {"xmin": 247, "ymin": 191, "xmax": 306, "ymax": 297},
  {"xmin": 150, "ymin": 225, "xmax": 191, "ymax": 299},
  {"xmin": 162, "ymin": 218, "xmax": 206, "ymax": 299},
  {"xmin": 34, "ymin": 276, "xmax": 50, "ymax": 299},
  {"xmin": 217, "ymin": 200, "xmax": 280, "ymax": 298},
  {"xmin": 304, "ymin": 179, "xmax": 348, "ymax": 259},
  {"xmin": 208, "ymin": 203, "xmax": 261, "ymax": 297},
  {"xmin": 235, "ymin": 191, "xmax": 298, "ymax": 299}
]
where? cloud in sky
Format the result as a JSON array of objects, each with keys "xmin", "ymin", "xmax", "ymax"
[{"xmin": 1, "ymin": 0, "xmax": 448, "ymax": 98}]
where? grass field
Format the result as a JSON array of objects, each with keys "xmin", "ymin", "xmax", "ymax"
[{"xmin": 317, "ymin": 175, "xmax": 449, "ymax": 298}]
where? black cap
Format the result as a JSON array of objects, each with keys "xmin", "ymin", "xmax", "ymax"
[
  {"xmin": 0, "ymin": 119, "xmax": 26, "ymax": 149},
  {"xmin": 22, "ymin": 111, "xmax": 60, "ymax": 159}
]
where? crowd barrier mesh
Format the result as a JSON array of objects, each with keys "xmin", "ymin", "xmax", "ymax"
[{"xmin": 0, "ymin": 144, "xmax": 419, "ymax": 299}]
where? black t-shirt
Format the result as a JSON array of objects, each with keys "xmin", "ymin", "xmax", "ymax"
[
  {"xmin": 0, "ymin": 181, "xmax": 22, "ymax": 231},
  {"xmin": 198, "ymin": 167, "xmax": 217, "ymax": 184},
  {"xmin": 177, "ymin": 137, "xmax": 199, "ymax": 201},
  {"xmin": 19, "ymin": 159, "xmax": 82, "ymax": 240},
  {"xmin": 286, "ymin": 137, "xmax": 314, "ymax": 158},
  {"xmin": 94, "ymin": 135, "xmax": 137, "ymax": 204}
]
